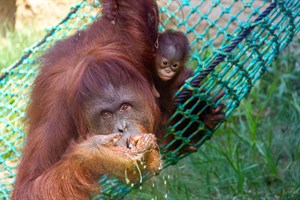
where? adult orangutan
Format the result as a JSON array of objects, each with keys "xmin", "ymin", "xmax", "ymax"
[{"xmin": 12, "ymin": 0, "xmax": 161, "ymax": 199}]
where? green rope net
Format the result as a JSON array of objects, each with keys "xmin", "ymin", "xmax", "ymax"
[{"xmin": 0, "ymin": 0, "xmax": 299, "ymax": 199}]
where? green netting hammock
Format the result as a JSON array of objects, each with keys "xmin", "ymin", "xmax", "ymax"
[{"xmin": 0, "ymin": 0, "xmax": 299, "ymax": 199}]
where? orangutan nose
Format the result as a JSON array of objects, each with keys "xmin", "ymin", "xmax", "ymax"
[
  {"xmin": 116, "ymin": 120, "xmax": 128, "ymax": 136},
  {"xmin": 126, "ymin": 138, "xmax": 133, "ymax": 149},
  {"xmin": 165, "ymin": 68, "xmax": 171, "ymax": 73},
  {"xmin": 118, "ymin": 128, "xmax": 124, "ymax": 136}
]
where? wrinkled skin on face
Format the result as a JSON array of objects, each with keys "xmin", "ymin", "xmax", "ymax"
[
  {"xmin": 155, "ymin": 44, "xmax": 184, "ymax": 82},
  {"xmin": 84, "ymin": 84, "xmax": 161, "ymax": 179},
  {"xmin": 85, "ymin": 84, "xmax": 155, "ymax": 137}
]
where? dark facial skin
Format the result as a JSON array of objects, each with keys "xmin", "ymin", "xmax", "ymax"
[
  {"xmin": 81, "ymin": 83, "xmax": 161, "ymax": 181},
  {"xmin": 84, "ymin": 84, "xmax": 156, "ymax": 147},
  {"xmin": 155, "ymin": 44, "xmax": 184, "ymax": 82}
]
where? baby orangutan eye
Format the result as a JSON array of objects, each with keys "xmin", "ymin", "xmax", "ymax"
[
  {"xmin": 120, "ymin": 103, "xmax": 131, "ymax": 111},
  {"xmin": 101, "ymin": 111, "xmax": 113, "ymax": 119},
  {"xmin": 161, "ymin": 59, "xmax": 168, "ymax": 66},
  {"xmin": 171, "ymin": 63, "xmax": 180, "ymax": 71}
]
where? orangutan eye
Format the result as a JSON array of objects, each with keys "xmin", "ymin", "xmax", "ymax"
[
  {"xmin": 171, "ymin": 62, "xmax": 180, "ymax": 71},
  {"xmin": 101, "ymin": 111, "xmax": 113, "ymax": 119},
  {"xmin": 120, "ymin": 103, "xmax": 131, "ymax": 111}
]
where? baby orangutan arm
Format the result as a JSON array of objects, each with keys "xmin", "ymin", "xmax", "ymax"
[
  {"xmin": 160, "ymin": 89, "xmax": 226, "ymax": 154},
  {"xmin": 203, "ymin": 90, "xmax": 226, "ymax": 129}
]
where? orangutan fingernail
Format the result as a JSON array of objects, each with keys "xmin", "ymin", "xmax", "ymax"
[
  {"xmin": 126, "ymin": 138, "xmax": 133, "ymax": 149},
  {"xmin": 113, "ymin": 138, "xmax": 119, "ymax": 143}
]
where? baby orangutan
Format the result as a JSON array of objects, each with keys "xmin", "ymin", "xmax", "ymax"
[
  {"xmin": 154, "ymin": 30, "xmax": 226, "ymax": 153},
  {"xmin": 154, "ymin": 30, "xmax": 193, "ymax": 116},
  {"xmin": 155, "ymin": 30, "xmax": 191, "ymax": 82}
]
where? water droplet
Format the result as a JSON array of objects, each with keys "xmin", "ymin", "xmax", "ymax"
[
  {"xmin": 124, "ymin": 170, "xmax": 130, "ymax": 184},
  {"xmin": 135, "ymin": 162, "xmax": 143, "ymax": 184}
]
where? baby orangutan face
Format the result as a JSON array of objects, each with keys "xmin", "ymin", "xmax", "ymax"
[{"xmin": 156, "ymin": 45, "xmax": 183, "ymax": 82}]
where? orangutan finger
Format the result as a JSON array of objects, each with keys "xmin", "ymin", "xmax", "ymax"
[
  {"xmin": 209, "ymin": 113, "xmax": 226, "ymax": 121},
  {"xmin": 181, "ymin": 145, "xmax": 197, "ymax": 153},
  {"xmin": 93, "ymin": 133, "xmax": 121, "ymax": 146},
  {"xmin": 210, "ymin": 104, "xmax": 224, "ymax": 114},
  {"xmin": 213, "ymin": 103, "xmax": 226, "ymax": 114},
  {"xmin": 187, "ymin": 146, "xmax": 197, "ymax": 152},
  {"xmin": 213, "ymin": 90, "xmax": 225, "ymax": 102}
]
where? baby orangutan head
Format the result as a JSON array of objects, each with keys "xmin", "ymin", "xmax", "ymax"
[{"xmin": 155, "ymin": 30, "xmax": 190, "ymax": 82}]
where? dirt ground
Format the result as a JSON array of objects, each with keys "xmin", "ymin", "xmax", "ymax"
[
  {"xmin": 15, "ymin": 0, "xmax": 252, "ymax": 29},
  {"xmin": 15, "ymin": 0, "xmax": 270, "ymax": 45},
  {"xmin": 16, "ymin": 0, "xmax": 81, "ymax": 30}
]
